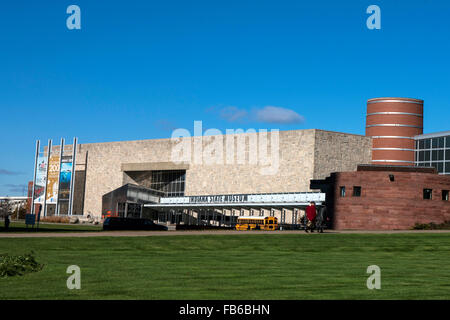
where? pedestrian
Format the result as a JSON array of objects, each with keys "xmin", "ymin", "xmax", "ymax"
[
  {"xmin": 5, "ymin": 215, "xmax": 10, "ymax": 231},
  {"xmin": 305, "ymin": 201, "xmax": 317, "ymax": 233}
]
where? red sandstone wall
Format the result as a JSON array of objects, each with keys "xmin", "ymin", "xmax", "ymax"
[
  {"xmin": 365, "ymin": 97, "xmax": 423, "ymax": 166},
  {"xmin": 332, "ymin": 171, "xmax": 450, "ymax": 230}
]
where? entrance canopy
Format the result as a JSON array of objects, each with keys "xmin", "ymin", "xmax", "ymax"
[{"xmin": 144, "ymin": 192, "xmax": 325, "ymax": 209}]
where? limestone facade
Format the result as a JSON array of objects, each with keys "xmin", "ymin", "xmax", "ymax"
[{"xmin": 65, "ymin": 129, "xmax": 371, "ymax": 217}]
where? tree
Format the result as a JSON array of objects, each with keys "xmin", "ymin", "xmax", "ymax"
[{"xmin": 0, "ymin": 200, "xmax": 15, "ymax": 218}]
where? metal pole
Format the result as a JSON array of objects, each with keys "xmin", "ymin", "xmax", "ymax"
[
  {"xmin": 43, "ymin": 139, "xmax": 52, "ymax": 218},
  {"xmin": 69, "ymin": 137, "xmax": 77, "ymax": 216},
  {"xmin": 56, "ymin": 138, "xmax": 64, "ymax": 216},
  {"xmin": 30, "ymin": 140, "xmax": 40, "ymax": 215}
]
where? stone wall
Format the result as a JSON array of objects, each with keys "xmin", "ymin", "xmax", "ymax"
[
  {"xmin": 332, "ymin": 170, "xmax": 450, "ymax": 230},
  {"xmin": 63, "ymin": 129, "xmax": 371, "ymax": 217},
  {"xmin": 313, "ymin": 130, "xmax": 372, "ymax": 180}
]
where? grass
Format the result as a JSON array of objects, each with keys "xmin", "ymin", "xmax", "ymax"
[
  {"xmin": 0, "ymin": 221, "xmax": 103, "ymax": 233},
  {"xmin": 0, "ymin": 233, "xmax": 449, "ymax": 299}
]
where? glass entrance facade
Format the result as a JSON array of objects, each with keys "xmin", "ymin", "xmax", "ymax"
[{"xmin": 415, "ymin": 131, "xmax": 450, "ymax": 174}]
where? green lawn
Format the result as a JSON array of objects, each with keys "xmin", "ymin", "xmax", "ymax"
[
  {"xmin": 0, "ymin": 233, "xmax": 449, "ymax": 299},
  {"xmin": 0, "ymin": 221, "xmax": 103, "ymax": 233}
]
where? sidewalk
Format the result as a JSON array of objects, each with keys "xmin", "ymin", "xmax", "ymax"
[{"xmin": 0, "ymin": 229, "xmax": 449, "ymax": 238}]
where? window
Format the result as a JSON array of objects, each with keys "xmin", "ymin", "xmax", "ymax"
[
  {"xmin": 432, "ymin": 138, "xmax": 439, "ymax": 148},
  {"xmin": 432, "ymin": 150, "xmax": 438, "ymax": 161},
  {"xmin": 353, "ymin": 186, "xmax": 361, "ymax": 197},
  {"xmin": 418, "ymin": 140, "xmax": 425, "ymax": 149},
  {"xmin": 425, "ymin": 139, "xmax": 431, "ymax": 149},
  {"xmin": 423, "ymin": 189, "xmax": 433, "ymax": 200},
  {"xmin": 442, "ymin": 190, "xmax": 449, "ymax": 201},
  {"xmin": 419, "ymin": 151, "xmax": 425, "ymax": 161},
  {"xmin": 432, "ymin": 150, "xmax": 444, "ymax": 161},
  {"xmin": 150, "ymin": 170, "xmax": 186, "ymax": 197},
  {"xmin": 340, "ymin": 186, "xmax": 346, "ymax": 197}
]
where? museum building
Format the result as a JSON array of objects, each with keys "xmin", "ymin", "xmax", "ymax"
[{"xmin": 33, "ymin": 97, "xmax": 450, "ymax": 230}]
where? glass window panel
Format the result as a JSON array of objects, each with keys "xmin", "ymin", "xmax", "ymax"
[
  {"xmin": 423, "ymin": 189, "xmax": 432, "ymax": 200},
  {"xmin": 425, "ymin": 139, "xmax": 431, "ymax": 149},
  {"xmin": 446, "ymin": 150, "xmax": 450, "ymax": 161},
  {"xmin": 446, "ymin": 136, "xmax": 450, "ymax": 148},
  {"xmin": 443, "ymin": 190, "xmax": 449, "ymax": 201},
  {"xmin": 432, "ymin": 138, "xmax": 438, "ymax": 148},
  {"xmin": 419, "ymin": 140, "xmax": 425, "ymax": 149},
  {"xmin": 424, "ymin": 151, "xmax": 430, "ymax": 161},
  {"xmin": 445, "ymin": 162, "xmax": 450, "ymax": 174},
  {"xmin": 437, "ymin": 162, "xmax": 444, "ymax": 173},
  {"xmin": 353, "ymin": 186, "xmax": 361, "ymax": 197},
  {"xmin": 438, "ymin": 137, "xmax": 445, "ymax": 148},
  {"xmin": 340, "ymin": 186, "xmax": 346, "ymax": 197},
  {"xmin": 438, "ymin": 150, "xmax": 444, "ymax": 161},
  {"xmin": 444, "ymin": 162, "xmax": 450, "ymax": 174},
  {"xmin": 432, "ymin": 150, "xmax": 438, "ymax": 161},
  {"xmin": 419, "ymin": 151, "xmax": 425, "ymax": 161}
]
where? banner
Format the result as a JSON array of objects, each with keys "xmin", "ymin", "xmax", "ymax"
[
  {"xmin": 34, "ymin": 154, "xmax": 47, "ymax": 203},
  {"xmin": 46, "ymin": 153, "xmax": 60, "ymax": 204},
  {"xmin": 59, "ymin": 157, "xmax": 73, "ymax": 201}
]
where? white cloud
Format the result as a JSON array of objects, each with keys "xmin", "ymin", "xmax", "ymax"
[
  {"xmin": 219, "ymin": 106, "xmax": 248, "ymax": 122},
  {"xmin": 215, "ymin": 105, "xmax": 305, "ymax": 125},
  {"xmin": 255, "ymin": 106, "xmax": 305, "ymax": 124}
]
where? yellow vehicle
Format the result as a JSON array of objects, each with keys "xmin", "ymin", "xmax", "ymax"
[{"xmin": 235, "ymin": 216, "xmax": 279, "ymax": 231}]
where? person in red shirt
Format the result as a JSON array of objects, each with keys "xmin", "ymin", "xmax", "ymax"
[{"xmin": 305, "ymin": 201, "xmax": 317, "ymax": 233}]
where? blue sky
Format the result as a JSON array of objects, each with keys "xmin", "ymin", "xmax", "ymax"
[{"xmin": 0, "ymin": 0, "xmax": 449, "ymax": 195}]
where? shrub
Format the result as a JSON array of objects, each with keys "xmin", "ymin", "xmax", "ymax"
[
  {"xmin": 0, "ymin": 252, "xmax": 44, "ymax": 277},
  {"xmin": 40, "ymin": 216, "xmax": 70, "ymax": 224},
  {"xmin": 412, "ymin": 221, "xmax": 450, "ymax": 230}
]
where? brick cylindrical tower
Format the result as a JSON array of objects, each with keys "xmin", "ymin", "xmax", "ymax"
[{"xmin": 366, "ymin": 97, "xmax": 424, "ymax": 166}]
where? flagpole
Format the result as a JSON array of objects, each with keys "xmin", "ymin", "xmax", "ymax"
[
  {"xmin": 69, "ymin": 137, "xmax": 77, "ymax": 216},
  {"xmin": 56, "ymin": 138, "xmax": 64, "ymax": 216},
  {"xmin": 43, "ymin": 139, "xmax": 52, "ymax": 218},
  {"xmin": 30, "ymin": 140, "xmax": 40, "ymax": 215}
]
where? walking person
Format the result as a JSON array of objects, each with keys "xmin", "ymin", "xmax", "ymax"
[
  {"xmin": 4, "ymin": 215, "xmax": 10, "ymax": 231},
  {"xmin": 305, "ymin": 201, "xmax": 317, "ymax": 233}
]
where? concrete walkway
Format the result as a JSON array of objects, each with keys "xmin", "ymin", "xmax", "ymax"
[{"xmin": 0, "ymin": 229, "xmax": 449, "ymax": 238}]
